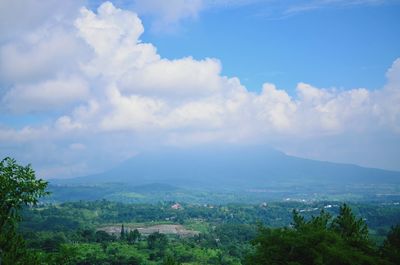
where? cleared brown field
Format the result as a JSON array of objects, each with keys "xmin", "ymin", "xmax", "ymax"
[{"xmin": 99, "ymin": 224, "xmax": 199, "ymax": 237}]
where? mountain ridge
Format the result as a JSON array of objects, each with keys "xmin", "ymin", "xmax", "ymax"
[{"xmin": 52, "ymin": 145, "xmax": 400, "ymax": 190}]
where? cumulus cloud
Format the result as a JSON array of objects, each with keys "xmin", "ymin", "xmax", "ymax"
[
  {"xmin": 2, "ymin": 75, "xmax": 90, "ymax": 113},
  {"xmin": 0, "ymin": 0, "xmax": 84, "ymax": 42},
  {"xmin": 373, "ymin": 58, "xmax": 400, "ymax": 133},
  {"xmin": 75, "ymin": 2, "xmax": 145, "ymax": 55},
  {"xmin": 75, "ymin": 3, "xmax": 160, "ymax": 83},
  {"xmin": 0, "ymin": 26, "xmax": 86, "ymax": 85},
  {"xmin": 120, "ymin": 57, "xmax": 223, "ymax": 97},
  {"xmin": 386, "ymin": 58, "xmax": 400, "ymax": 88},
  {"xmin": 0, "ymin": 1, "xmax": 399, "ymax": 177}
]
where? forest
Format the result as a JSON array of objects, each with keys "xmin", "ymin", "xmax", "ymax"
[{"xmin": 2, "ymin": 158, "xmax": 400, "ymax": 265}]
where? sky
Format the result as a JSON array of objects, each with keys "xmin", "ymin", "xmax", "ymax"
[{"xmin": 0, "ymin": 0, "xmax": 399, "ymax": 178}]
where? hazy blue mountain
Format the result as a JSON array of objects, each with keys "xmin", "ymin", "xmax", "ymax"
[{"xmin": 54, "ymin": 145, "xmax": 400, "ymax": 191}]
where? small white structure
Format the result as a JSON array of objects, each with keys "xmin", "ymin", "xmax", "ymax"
[{"xmin": 171, "ymin": 203, "xmax": 182, "ymax": 210}]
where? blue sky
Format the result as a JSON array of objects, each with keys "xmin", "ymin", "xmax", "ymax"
[
  {"xmin": 0, "ymin": 0, "xmax": 399, "ymax": 177},
  {"xmin": 137, "ymin": 1, "xmax": 400, "ymax": 93}
]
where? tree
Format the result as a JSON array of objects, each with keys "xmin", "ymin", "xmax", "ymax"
[
  {"xmin": 120, "ymin": 224, "xmax": 126, "ymax": 240},
  {"xmin": 127, "ymin": 229, "xmax": 140, "ymax": 244},
  {"xmin": 246, "ymin": 205, "xmax": 386, "ymax": 265},
  {"xmin": 148, "ymin": 232, "xmax": 168, "ymax": 260},
  {"xmin": 331, "ymin": 203, "xmax": 369, "ymax": 248},
  {"xmin": 0, "ymin": 157, "xmax": 49, "ymax": 264},
  {"xmin": 162, "ymin": 254, "xmax": 180, "ymax": 265},
  {"xmin": 95, "ymin": 230, "xmax": 116, "ymax": 243},
  {"xmin": 381, "ymin": 225, "xmax": 400, "ymax": 264},
  {"xmin": 133, "ymin": 229, "xmax": 141, "ymax": 241}
]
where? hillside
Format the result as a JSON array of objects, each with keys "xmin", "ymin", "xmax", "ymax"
[{"xmin": 54, "ymin": 145, "xmax": 400, "ymax": 193}]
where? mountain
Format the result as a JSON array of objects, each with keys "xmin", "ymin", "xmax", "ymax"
[{"xmin": 55, "ymin": 145, "xmax": 400, "ymax": 191}]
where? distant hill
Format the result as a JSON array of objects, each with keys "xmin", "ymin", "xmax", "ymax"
[
  {"xmin": 129, "ymin": 183, "xmax": 181, "ymax": 193},
  {"xmin": 54, "ymin": 145, "xmax": 400, "ymax": 191},
  {"xmin": 46, "ymin": 182, "xmax": 182, "ymax": 202}
]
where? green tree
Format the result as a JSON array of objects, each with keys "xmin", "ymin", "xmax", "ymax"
[
  {"xmin": 148, "ymin": 232, "xmax": 168, "ymax": 260},
  {"xmin": 331, "ymin": 204, "xmax": 369, "ymax": 248},
  {"xmin": 120, "ymin": 224, "xmax": 126, "ymax": 240},
  {"xmin": 40, "ymin": 232, "xmax": 67, "ymax": 252},
  {"xmin": 381, "ymin": 225, "xmax": 400, "ymax": 264},
  {"xmin": 127, "ymin": 229, "xmax": 140, "ymax": 244},
  {"xmin": 162, "ymin": 254, "xmax": 180, "ymax": 265},
  {"xmin": 133, "ymin": 229, "xmax": 141, "ymax": 241},
  {"xmin": 95, "ymin": 230, "xmax": 115, "ymax": 243},
  {"xmin": 246, "ymin": 205, "xmax": 386, "ymax": 265},
  {"xmin": 0, "ymin": 157, "xmax": 48, "ymax": 265}
]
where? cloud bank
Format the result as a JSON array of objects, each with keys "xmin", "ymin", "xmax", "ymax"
[{"xmin": 0, "ymin": 1, "xmax": 399, "ymax": 177}]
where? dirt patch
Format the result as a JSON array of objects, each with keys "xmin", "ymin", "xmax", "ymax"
[{"xmin": 99, "ymin": 224, "xmax": 199, "ymax": 237}]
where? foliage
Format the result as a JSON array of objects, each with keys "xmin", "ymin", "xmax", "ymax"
[
  {"xmin": 51, "ymin": 242, "xmax": 147, "ymax": 265},
  {"xmin": 246, "ymin": 206, "xmax": 388, "ymax": 265},
  {"xmin": 148, "ymin": 232, "xmax": 169, "ymax": 260},
  {"xmin": 381, "ymin": 225, "xmax": 400, "ymax": 264},
  {"xmin": 0, "ymin": 157, "xmax": 48, "ymax": 265},
  {"xmin": 162, "ymin": 254, "xmax": 180, "ymax": 265},
  {"xmin": 120, "ymin": 223, "xmax": 125, "ymax": 240},
  {"xmin": 127, "ymin": 229, "xmax": 141, "ymax": 244},
  {"xmin": 331, "ymin": 203, "xmax": 369, "ymax": 248},
  {"xmin": 3, "ymin": 158, "xmax": 400, "ymax": 264},
  {"xmin": 8, "ymin": 197, "xmax": 400, "ymax": 265}
]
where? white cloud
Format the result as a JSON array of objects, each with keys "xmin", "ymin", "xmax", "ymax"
[
  {"xmin": 0, "ymin": 1, "xmax": 399, "ymax": 177},
  {"xmin": 100, "ymin": 87, "xmax": 167, "ymax": 131},
  {"xmin": 2, "ymin": 75, "xmax": 90, "ymax": 113},
  {"xmin": 0, "ymin": 24, "xmax": 88, "ymax": 86},
  {"xmin": 130, "ymin": 0, "xmax": 203, "ymax": 30},
  {"xmin": 55, "ymin": 116, "xmax": 85, "ymax": 131},
  {"xmin": 373, "ymin": 59, "xmax": 400, "ymax": 133},
  {"xmin": 0, "ymin": 0, "xmax": 84, "ymax": 42},
  {"xmin": 75, "ymin": 3, "xmax": 160, "ymax": 81},
  {"xmin": 120, "ymin": 57, "xmax": 223, "ymax": 97},
  {"xmin": 386, "ymin": 58, "xmax": 400, "ymax": 89},
  {"xmin": 255, "ymin": 83, "xmax": 296, "ymax": 132},
  {"xmin": 75, "ymin": 2, "xmax": 145, "ymax": 55},
  {"xmin": 0, "ymin": 126, "xmax": 45, "ymax": 143}
]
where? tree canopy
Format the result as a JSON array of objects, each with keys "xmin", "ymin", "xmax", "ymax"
[
  {"xmin": 246, "ymin": 204, "xmax": 391, "ymax": 265},
  {"xmin": 381, "ymin": 225, "xmax": 400, "ymax": 264},
  {"xmin": 0, "ymin": 157, "xmax": 48, "ymax": 265}
]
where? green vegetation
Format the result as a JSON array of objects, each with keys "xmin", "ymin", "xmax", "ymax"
[
  {"xmin": 14, "ymin": 200, "xmax": 400, "ymax": 265},
  {"xmin": 47, "ymin": 182, "xmax": 400, "ymax": 205},
  {"xmin": 2, "ymin": 158, "xmax": 400, "ymax": 264},
  {"xmin": 0, "ymin": 157, "xmax": 48, "ymax": 264},
  {"xmin": 247, "ymin": 205, "xmax": 388, "ymax": 265}
]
